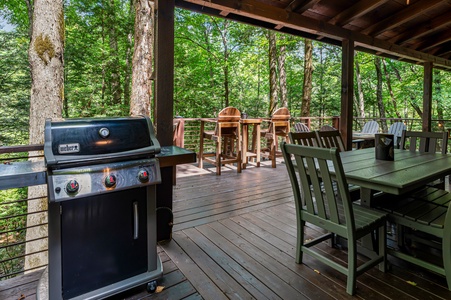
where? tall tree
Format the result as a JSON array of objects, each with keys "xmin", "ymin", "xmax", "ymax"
[
  {"xmin": 215, "ymin": 18, "xmax": 231, "ymax": 108},
  {"xmin": 130, "ymin": 0, "xmax": 153, "ymax": 116},
  {"xmin": 374, "ymin": 57, "xmax": 387, "ymax": 131},
  {"xmin": 278, "ymin": 34, "xmax": 287, "ymax": 108},
  {"xmin": 268, "ymin": 30, "xmax": 278, "ymax": 116},
  {"xmin": 434, "ymin": 69, "xmax": 444, "ymax": 130},
  {"xmin": 354, "ymin": 59, "xmax": 365, "ymax": 118},
  {"xmin": 382, "ymin": 59, "xmax": 402, "ymax": 119},
  {"xmin": 26, "ymin": 0, "xmax": 64, "ymax": 270},
  {"xmin": 301, "ymin": 39, "xmax": 313, "ymax": 117}
]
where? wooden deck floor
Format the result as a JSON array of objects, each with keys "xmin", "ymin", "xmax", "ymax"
[{"xmin": 2, "ymin": 159, "xmax": 451, "ymax": 299}]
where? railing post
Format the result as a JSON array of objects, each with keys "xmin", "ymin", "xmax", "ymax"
[{"xmin": 332, "ymin": 116, "xmax": 340, "ymax": 130}]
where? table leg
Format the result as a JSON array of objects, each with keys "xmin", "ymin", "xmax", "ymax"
[
  {"xmin": 242, "ymin": 124, "xmax": 249, "ymax": 169},
  {"xmin": 360, "ymin": 187, "xmax": 374, "ymax": 207},
  {"xmin": 253, "ymin": 124, "xmax": 261, "ymax": 167}
]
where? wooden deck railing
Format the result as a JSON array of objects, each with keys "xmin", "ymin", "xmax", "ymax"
[
  {"xmin": 0, "ymin": 115, "xmax": 450, "ymax": 281},
  {"xmin": 0, "ymin": 145, "xmax": 46, "ymax": 280}
]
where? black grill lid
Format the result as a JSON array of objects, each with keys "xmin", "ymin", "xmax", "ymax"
[{"xmin": 44, "ymin": 116, "xmax": 160, "ymax": 168}]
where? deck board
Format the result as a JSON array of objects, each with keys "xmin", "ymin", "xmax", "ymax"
[{"xmin": 2, "ymin": 160, "xmax": 451, "ymax": 299}]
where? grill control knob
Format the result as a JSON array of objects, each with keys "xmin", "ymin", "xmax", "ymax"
[
  {"xmin": 138, "ymin": 169, "xmax": 150, "ymax": 183},
  {"xmin": 105, "ymin": 174, "xmax": 117, "ymax": 188},
  {"xmin": 66, "ymin": 180, "xmax": 79, "ymax": 195}
]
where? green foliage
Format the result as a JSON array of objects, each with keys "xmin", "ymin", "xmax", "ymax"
[
  {"xmin": 0, "ymin": 31, "xmax": 30, "ymax": 146},
  {"xmin": 0, "ymin": 188, "xmax": 28, "ymax": 278},
  {"xmin": 64, "ymin": 0, "xmax": 133, "ymax": 117}
]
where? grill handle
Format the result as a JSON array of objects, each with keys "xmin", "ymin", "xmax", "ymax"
[{"xmin": 133, "ymin": 201, "xmax": 139, "ymax": 239}]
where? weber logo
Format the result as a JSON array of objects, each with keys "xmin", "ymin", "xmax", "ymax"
[{"xmin": 58, "ymin": 143, "xmax": 80, "ymax": 154}]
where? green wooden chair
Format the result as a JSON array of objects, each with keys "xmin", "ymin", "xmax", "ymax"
[
  {"xmin": 400, "ymin": 130, "xmax": 449, "ymax": 189},
  {"xmin": 281, "ymin": 142, "xmax": 387, "ymax": 295},
  {"xmin": 374, "ymin": 186, "xmax": 451, "ymax": 290}
]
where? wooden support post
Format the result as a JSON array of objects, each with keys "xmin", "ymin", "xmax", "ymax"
[
  {"xmin": 155, "ymin": 0, "xmax": 175, "ymax": 242},
  {"xmin": 340, "ymin": 39, "xmax": 354, "ymax": 150},
  {"xmin": 423, "ymin": 62, "xmax": 433, "ymax": 132},
  {"xmin": 332, "ymin": 116, "xmax": 340, "ymax": 130}
]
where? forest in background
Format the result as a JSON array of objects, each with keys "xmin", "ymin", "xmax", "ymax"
[
  {"xmin": 2, "ymin": 2, "xmax": 451, "ymax": 148},
  {"xmin": 2, "ymin": 0, "xmax": 451, "ymax": 279}
]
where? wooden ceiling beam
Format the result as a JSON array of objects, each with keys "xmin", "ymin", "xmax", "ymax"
[
  {"xmin": 285, "ymin": 0, "xmax": 319, "ymax": 14},
  {"xmin": 360, "ymin": 0, "xmax": 443, "ymax": 37},
  {"xmin": 328, "ymin": 0, "xmax": 389, "ymax": 26},
  {"xmin": 416, "ymin": 30, "xmax": 451, "ymax": 52},
  {"xmin": 389, "ymin": 10, "xmax": 451, "ymax": 45},
  {"xmin": 179, "ymin": 0, "xmax": 451, "ymax": 69}
]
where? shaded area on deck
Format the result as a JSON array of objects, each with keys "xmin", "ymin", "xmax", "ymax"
[{"xmin": 1, "ymin": 159, "xmax": 451, "ymax": 299}]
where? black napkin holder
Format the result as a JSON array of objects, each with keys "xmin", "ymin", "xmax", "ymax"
[{"xmin": 375, "ymin": 134, "xmax": 394, "ymax": 161}]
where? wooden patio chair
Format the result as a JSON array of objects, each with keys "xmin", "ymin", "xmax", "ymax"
[
  {"xmin": 400, "ymin": 130, "xmax": 448, "ymax": 154},
  {"xmin": 198, "ymin": 106, "xmax": 242, "ymax": 175},
  {"xmin": 387, "ymin": 122, "xmax": 406, "ymax": 148},
  {"xmin": 400, "ymin": 130, "xmax": 449, "ymax": 191},
  {"xmin": 374, "ymin": 185, "xmax": 451, "ymax": 290},
  {"xmin": 361, "ymin": 120, "xmax": 379, "ymax": 134},
  {"xmin": 293, "ymin": 122, "xmax": 310, "ymax": 132},
  {"xmin": 260, "ymin": 107, "xmax": 291, "ymax": 168},
  {"xmin": 281, "ymin": 143, "xmax": 387, "ymax": 295}
]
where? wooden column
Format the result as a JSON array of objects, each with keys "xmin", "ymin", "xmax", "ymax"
[
  {"xmin": 340, "ymin": 39, "xmax": 354, "ymax": 150},
  {"xmin": 155, "ymin": 0, "xmax": 174, "ymax": 145},
  {"xmin": 155, "ymin": 0, "xmax": 175, "ymax": 242},
  {"xmin": 423, "ymin": 62, "xmax": 433, "ymax": 132}
]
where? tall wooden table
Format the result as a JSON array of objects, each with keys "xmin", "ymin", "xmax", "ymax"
[{"xmin": 241, "ymin": 118, "xmax": 262, "ymax": 169}]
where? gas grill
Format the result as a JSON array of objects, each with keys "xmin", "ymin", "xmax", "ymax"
[{"xmin": 44, "ymin": 116, "xmax": 163, "ymax": 300}]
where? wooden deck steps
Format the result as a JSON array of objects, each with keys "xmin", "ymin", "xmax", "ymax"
[{"xmin": 1, "ymin": 160, "xmax": 451, "ymax": 299}]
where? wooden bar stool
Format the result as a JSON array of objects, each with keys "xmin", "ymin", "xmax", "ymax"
[
  {"xmin": 241, "ymin": 118, "xmax": 262, "ymax": 169},
  {"xmin": 260, "ymin": 107, "xmax": 290, "ymax": 168},
  {"xmin": 198, "ymin": 107, "xmax": 242, "ymax": 175}
]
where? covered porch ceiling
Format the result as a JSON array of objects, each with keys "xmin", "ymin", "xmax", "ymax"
[{"xmin": 176, "ymin": 0, "xmax": 451, "ymax": 71}]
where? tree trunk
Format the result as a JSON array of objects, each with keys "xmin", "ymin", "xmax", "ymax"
[
  {"xmin": 410, "ymin": 97, "xmax": 423, "ymax": 117},
  {"xmin": 268, "ymin": 30, "xmax": 278, "ymax": 116},
  {"xmin": 219, "ymin": 20, "xmax": 230, "ymax": 108},
  {"xmin": 278, "ymin": 36, "xmax": 287, "ymax": 108},
  {"xmin": 130, "ymin": 0, "xmax": 153, "ymax": 116},
  {"xmin": 374, "ymin": 57, "xmax": 387, "ymax": 131},
  {"xmin": 382, "ymin": 59, "xmax": 402, "ymax": 119},
  {"xmin": 355, "ymin": 59, "xmax": 365, "ymax": 118},
  {"xmin": 301, "ymin": 39, "xmax": 313, "ymax": 117},
  {"xmin": 26, "ymin": 0, "xmax": 64, "ymax": 271},
  {"xmin": 434, "ymin": 70, "xmax": 444, "ymax": 130}
]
